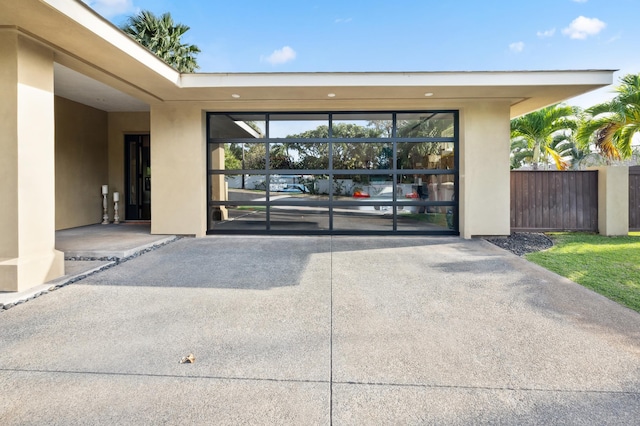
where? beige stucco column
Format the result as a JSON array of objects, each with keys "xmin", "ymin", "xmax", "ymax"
[
  {"xmin": 209, "ymin": 143, "xmax": 228, "ymax": 221},
  {"xmin": 150, "ymin": 103, "xmax": 207, "ymax": 237},
  {"xmin": 0, "ymin": 31, "xmax": 64, "ymax": 291},
  {"xmin": 459, "ymin": 102, "xmax": 511, "ymax": 238},
  {"xmin": 593, "ymin": 166, "xmax": 629, "ymax": 236}
]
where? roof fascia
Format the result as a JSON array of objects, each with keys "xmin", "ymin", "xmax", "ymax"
[{"xmin": 45, "ymin": 0, "xmax": 180, "ymax": 85}]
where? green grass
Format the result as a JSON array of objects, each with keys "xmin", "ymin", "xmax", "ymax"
[{"xmin": 525, "ymin": 232, "xmax": 640, "ymax": 313}]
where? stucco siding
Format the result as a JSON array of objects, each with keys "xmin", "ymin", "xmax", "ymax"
[
  {"xmin": 55, "ymin": 96, "xmax": 108, "ymax": 230},
  {"xmin": 459, "ymin": 102, "xmax": 511, "ymax": 238},
  {"xmin": 150, "ymin": 104, "xmax": 206, "ymax": 237}
]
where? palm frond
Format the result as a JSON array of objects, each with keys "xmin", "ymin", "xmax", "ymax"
[
  {"xmin": 120, "ymin": 10, "xmax": 200, "ymax": 72},
  {"xmin": 545, "ymin": 146, "xmax": 570, "ymax": 170}
]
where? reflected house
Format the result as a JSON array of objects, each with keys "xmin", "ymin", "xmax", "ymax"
[{"xmin": 0, "ymin": 0, "xmax": 615, "ymax": 291}]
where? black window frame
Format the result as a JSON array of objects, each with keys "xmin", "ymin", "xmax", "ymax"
[{"xmin": 206, "ymin": 111, "xmax": 459, "ymax": 235}]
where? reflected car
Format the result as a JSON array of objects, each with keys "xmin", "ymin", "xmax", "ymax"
[
  {"xmin": 279, "ymin": 184, "xmax": 309, "ymax": 193},
  {"xmin": 370, "ymin": 186, "xmax": 393, "ymax": 210}
]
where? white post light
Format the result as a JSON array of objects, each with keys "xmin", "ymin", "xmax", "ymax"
[
  {"xmin": 101, "ymin": 185, "xmax": 109, "ymax": 224},
  {"xmin": 113, "ymin": 192, "xmax": 120, "ymax": 224}
]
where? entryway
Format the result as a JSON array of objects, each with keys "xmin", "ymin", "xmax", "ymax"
[{"xmin": 124, "ymin": 135, "xmax": 151, "ymax": 221}]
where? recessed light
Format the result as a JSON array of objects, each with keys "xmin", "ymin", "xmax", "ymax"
[
  {"xmin": 327, "ymin": 93, "xmax": 336, "ymax": 98},
  {"xmin": 424, "ymin": 92, "xmax": 434, "ymax": 97},
  {"xmin": 231, "ymin": 94, "xmax": 240, "ymax": 98}
]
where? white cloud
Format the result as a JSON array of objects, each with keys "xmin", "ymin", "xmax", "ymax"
[
  {"xmin": 509, "ymin": 42, "xmax": 524, "ymax": 53},
  {"xmin": 261, "ymin": 46, "xmax": 297, "ymax": 65},
  {"xmin": 536, "ymin": 28, "xmax": 556, "ymax": 38},
  {"xmin": 562, "ymin": 16, "xmax": 606, "ymax": 39},
  {"xmin": 572, "ymin": 0, "xmax": 588, "ymax": 3},
  {"xmin": 335, "ymin": 18, "xmax": 353, "ymax": 24},
  {"xmin": 83, "ymin": 0, "xmax": 135, "ymax": 18}
]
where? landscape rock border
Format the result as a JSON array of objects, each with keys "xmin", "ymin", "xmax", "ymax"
[
  {"xmin": 1, "ymin": 236, "xmax": 181, "ymax": 312},
  {"xmin": 485, "ymin": 232, "xmax": 554, "ymax": 257}
]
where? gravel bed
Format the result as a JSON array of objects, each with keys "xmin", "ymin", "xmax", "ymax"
[
  {"xmin": 485, "ymin": 232, "xmax": 554, "ymax": 256},
  {"xmin": 1, "ymin": 237, "xmax": 181, "ymax": 311}
]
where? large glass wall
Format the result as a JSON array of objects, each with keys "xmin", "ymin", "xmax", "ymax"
[{"xmin": 207, "ymin": 111, "xmax": 458, "ymax": 235}]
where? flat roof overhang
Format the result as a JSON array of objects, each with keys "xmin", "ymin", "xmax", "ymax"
[
  {"xmin": 180, "ymin": 71, "xmax": 615, "ymax": 117},
  {"xmin": 0, "ymin": 0, "xmax": 616, "ymax": 117}
]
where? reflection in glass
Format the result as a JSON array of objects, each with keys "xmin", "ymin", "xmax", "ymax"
[
  {"xmin": 397, "ymin": 209, "xmax": 455, "ymax": 232},
  {"xmin": 269, "ymin": 114, "xmax": 329, "ymax": 138},
  {"xmin": 222, "ymin": 174, "xmax": 268, "ymax": 201},
  {"xmin": 332, "ymin": 174, "xmax": 394, "ymax": 199},
  {"xmin": 332, "ymin": 209, "xmax": 394, "ymax": 231},
  {"xmin": 268, "ymin": 174, "xmax": 330, "ymax": 200},
  {"xmin": 396, "ymin": 142, "xmax": 455, "ymax": 170},
  {"xmin": 396, "ymin": 112, "xmax": 454, "ymax": 138},
  {"xmin": 269, "ymin": 142, "xmax": 329, "ymax": 170},
  {"xmin": 332, "ymin": 113, "xmax": 392, "ymax": 138},
  {"xmin": 209, "ymin": 114, "xmax": 265, "ymax": 139},
  {"xmin": 207, "ymin": 111, "xmax": 457, "ymax": 234},
  {"xmin": 269, "ymin": 207, "xmax": 329, "ymax": 231},
  {"xmin": 208, "ymin": 142, "xmax": 267, "ymax": 172},
  {"xmin": 209, "ymin": 205, "xmax": 266, "ymax": 231},
  {"xmin": 395, "ymin": 174, "xmax": 455, "ymax": 202},
  {"xmin": 333, "ymin": 142, "xmax": 392, "ymax": 170}
]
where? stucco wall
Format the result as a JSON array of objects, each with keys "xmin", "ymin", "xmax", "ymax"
[
  {"xmin": 1, "ymin": 31, "xmax": 64, "ymax": 291},
  {"xmin": 0, "ymin": 31, "xmax": 20, "ymax": 259},
  {"xmin": 147, "ymin": 101, "xmax": 511, "ymax": 238},
  {"xmin": 107, "ymin": 111, "xmax": 150, "ymax": 219},
  {"xmin": 459, "ymin": 102, "xmax": 511, "ymax": 238},
  {"xmin": 593, "ymin": 166, "xmax": 629, "ymax": 236},
  {"xmin": 55, "ymin": 96, "xmax": 108, "ymax": 230},
  {"xmin": 150, "ymin": 104, "xmax": 206, "ymax": 236}
]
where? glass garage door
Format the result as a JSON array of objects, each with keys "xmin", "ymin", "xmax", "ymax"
[{"xmin": 207, "ymin": 111, "xmax": 458, "ymax": 235}]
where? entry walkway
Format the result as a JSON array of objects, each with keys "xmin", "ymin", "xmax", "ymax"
[
  {"xmin": 1, "ymin": 236, "xmax": 639, "ymax": 423},
  {"xmin": 55, "ymin": 223, "xmax": 176, "ymax": 259},
  {"xmin": 0, "ymin": 224, "xmax": 176, "ymax": 309}
]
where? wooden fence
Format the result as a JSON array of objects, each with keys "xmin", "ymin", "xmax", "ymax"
[
  {"xmin": 511, "ymin": 171, "xmax": 598, "ymax": 232},
  {"xmin": 631, "ymin": 166, "xmax": 640, "ymax": 231}
]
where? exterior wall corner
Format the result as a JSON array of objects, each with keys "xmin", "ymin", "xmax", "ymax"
[
  {"xmin": 150, "ymin": 104, "xmax": 207, "ymax": 237},
  {"xmin": 459, "ymin": 103, "xmax": 511, "ymax": 239}
]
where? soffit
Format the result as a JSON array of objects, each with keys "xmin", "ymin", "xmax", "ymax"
[
  {"xmin": 0, "ymin": 0, "xmax": 179, "ymax": 105},
  {"xmin": 54, "ymin": 63, "xmax": 149, "ymax": 112}
]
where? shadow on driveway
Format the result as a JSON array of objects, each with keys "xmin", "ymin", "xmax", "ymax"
[{"xmin": 1, "ymin": 236, "xmax": 639, "ymax": 424}]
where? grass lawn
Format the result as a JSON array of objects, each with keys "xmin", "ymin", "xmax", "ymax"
[{"xmin": 526, "ymin": 232, "xmax": 640, "ymax": 313}]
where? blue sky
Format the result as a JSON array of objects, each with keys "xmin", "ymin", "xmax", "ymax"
[{"xmin": 83, "ymin": 0, "xmax": 639, "ymax": 107}]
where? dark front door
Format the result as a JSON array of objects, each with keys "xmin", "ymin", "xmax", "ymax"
[{"xmin": 125, "ymin": 135, "xmax": 151, "ymax": 221}]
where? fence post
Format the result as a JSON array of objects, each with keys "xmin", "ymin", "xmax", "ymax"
[{"xmin": 592, "ymin": 166, "xmax": 629, "ymax": 236}]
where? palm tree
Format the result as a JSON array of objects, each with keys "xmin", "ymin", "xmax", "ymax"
[
  {"xmin": 510, "ymin": 104, "xmax": 578, "ymax": 169},
  {"xmin": 577, "ymin": 73, "xmax": 640, "ymax": 161},
  {"xmin": 510, "ymin": 138, "xmax": 533, "ymax": 170},
  {"xmin": 121, "ymin": 10, "xmax": 200, "ymax": 73}
]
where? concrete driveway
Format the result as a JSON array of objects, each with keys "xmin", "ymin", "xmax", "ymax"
[{"xmin": 1, "ymin": 236, "xmax": 639, "ymax": 424}]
